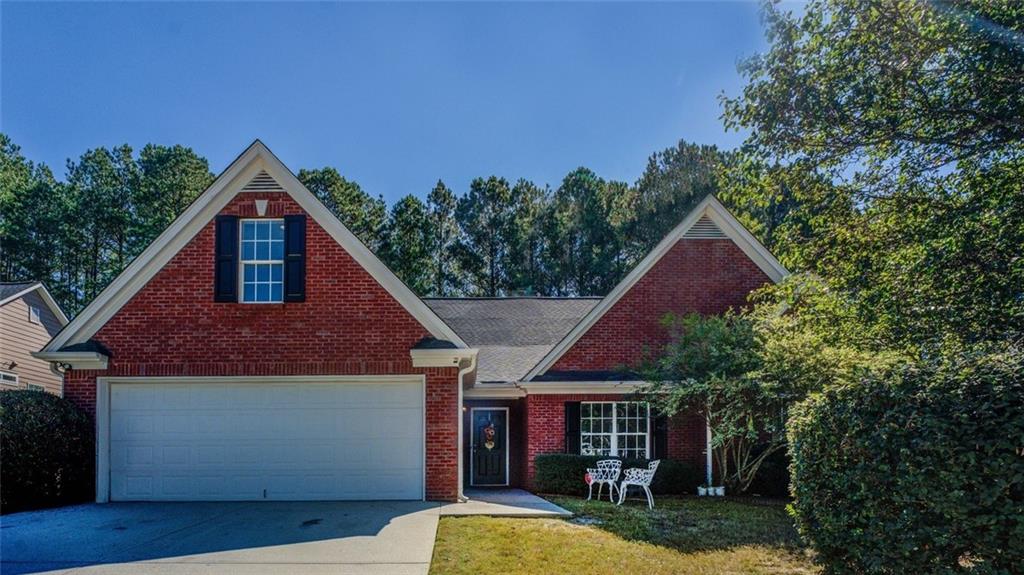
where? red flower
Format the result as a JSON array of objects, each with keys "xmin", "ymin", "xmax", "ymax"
[{"xmin": 584, "ymin": 472, "xmax": 593, "ymax": 485}]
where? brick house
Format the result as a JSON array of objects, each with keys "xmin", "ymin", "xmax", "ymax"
[{"xmin": 35, "ymin": 141, "xmax": 786, "ymax": 503}]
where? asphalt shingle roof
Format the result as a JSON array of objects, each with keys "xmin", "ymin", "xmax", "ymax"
[
  {"xmin": 423, "ymin": 297, "xmax": 601, "ymax": 383},
  {"xmin": 0, "ymin": 282, "xmax": 38, "ymax": 303}
]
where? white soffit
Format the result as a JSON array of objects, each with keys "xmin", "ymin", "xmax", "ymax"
[
  {"xmin": 521, "ymin": 195, "xmax": 788, "ymax": 381},
  {"xmin": 43, "ymin": 140, "xmax": 467, "ymax": 352}
]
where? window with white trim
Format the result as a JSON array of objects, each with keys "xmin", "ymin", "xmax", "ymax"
[
  {"xmin": 240, "ymin": 219, "xmax": 285, "ymax": 303},
  {"xmin": 27, "ymin": 384, "xmax": 44, "ymax": 392},
  {"xmin": 0, "ymin": 371, "xmax": 18, "ymax": 386},
  {"xmin": 581, "ymin": 401, "xmax": 650, "ymax": 459},
  {"xmin": 28, "ymin": 305, "xmax": 41, "ymax": 324}
]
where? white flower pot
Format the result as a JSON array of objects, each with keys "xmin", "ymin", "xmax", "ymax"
[
  {"xmin": 713, "ymin": 486, "xmax": 725, "ymax": 496},
  {"xmin": 697, "ymin": 486, "xmax": 708, "ymax": 496}
]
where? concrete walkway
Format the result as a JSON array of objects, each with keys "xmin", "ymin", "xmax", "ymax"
[
  {"xmin": 0, "ymin": 501, "xmax": 440, "ymax": 575},
  {"xmin": 440, "ymin": 489, "xmax": 571, "ymax": 517}
]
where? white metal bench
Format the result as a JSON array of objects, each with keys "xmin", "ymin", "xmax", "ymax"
[
  {"xmin": 617, "ymin": 460, "xmax": 660, "ymax": 509},
  {"xmin": 585, "ymin": 459, "xmax": 622, "ymax": 502}
]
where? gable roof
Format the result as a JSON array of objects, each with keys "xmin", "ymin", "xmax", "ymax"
[
  {"xmin": 521, "ymin": 195, "xmax": 788, "ymax": 381},
  {"xmin": 0, "ymin": 282, "xmax": 69, "ymax": 325},
  {"xmin": 42, "ymin": 140, "xmax": 467, "ymax": 353},
  {"xmin": 424, "ymin": 297, "xmax": 600, "ymax": 383}
]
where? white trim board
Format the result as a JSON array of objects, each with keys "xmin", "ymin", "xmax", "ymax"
[
  {"xmin": 468, "ymin": 407, "xmax": 510, "ymax": 487},
  {"xmin": 42, "ymin": 140, "xmax": 466, "ymax": 353},
  {"xmin": 0, "ymin": 282, "xmax": 69, "ymax": 325},
  {"xmin": 522, "ymin": 195, "xmax": 788, "ymax": 381}
]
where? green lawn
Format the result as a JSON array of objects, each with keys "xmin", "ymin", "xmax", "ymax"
[{"xmin": 430, "ymin": 496, "xmax": 818, "ymax": 575}]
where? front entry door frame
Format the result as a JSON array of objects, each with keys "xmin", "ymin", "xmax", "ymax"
[{"xmin": 469, "ymin": 407, "xmax": 509, "ymax": 487}]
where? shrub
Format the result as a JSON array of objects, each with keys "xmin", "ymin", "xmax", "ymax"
[
  {"xmin": 788, "ymin": 349, "xmax": 1024, "ymax": 574},
  {"xmin": 744, "ymin": 445, "xmax": 790, "ymax": 498},
  {"xmin": 533, "ymin": 454, "xmax": 702, "ymax": 496},
  {"xmin": 1, "ymin": 390, "xmax": 94, "ymax": 513}
]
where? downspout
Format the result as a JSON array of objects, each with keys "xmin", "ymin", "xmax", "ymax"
[
  {"xmin": 705, "ymin": 413, "xmax": 714, "ymax": 487},
  {"xmin": 456, "ymin": 352, "xmax": 477, "ymax": 502}
]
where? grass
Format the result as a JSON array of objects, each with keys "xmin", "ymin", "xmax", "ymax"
[{"xmin": 430, "ymin": 496, "xmax": 818, "ymax": 575}]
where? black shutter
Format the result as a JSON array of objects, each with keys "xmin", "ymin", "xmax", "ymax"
[
  {"xmin": 214, "ymin": 215, "xmax": 238, "ymax": 302},
  {"xmin": 564, "ymin": 402, "xmax": 581, "ymax": 454},
  {"xmin": 653, "ymin": 414, "xmax": 669, "ymax": 460},
  {"xmin": 283, "ymin": 214, "xmax": 306, "ymax": 302}
]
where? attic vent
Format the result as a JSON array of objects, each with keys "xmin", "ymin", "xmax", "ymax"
[
  {"xmin": 683, "ymin": 215, "xmax": 727, "ymax": 239},
  {"xmin": 242, "ymin": 170, "xmax": 284, "ymax": 192}
]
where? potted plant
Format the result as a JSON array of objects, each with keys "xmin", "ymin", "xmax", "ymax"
[{"xmin": 697, "ymin": 484, "xmax": 709, "ymax": 496}]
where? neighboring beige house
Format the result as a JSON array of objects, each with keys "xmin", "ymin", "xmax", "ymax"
[{"xmin": 0, "ymin": 282, "xmax": 69, "ymax": 395}]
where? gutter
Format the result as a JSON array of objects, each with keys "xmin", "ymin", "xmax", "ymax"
[{"xmin": 409, "ymin": 346, "xmax": 479, "ymax": 503}]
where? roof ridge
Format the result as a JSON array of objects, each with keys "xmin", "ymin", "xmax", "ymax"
[{"xmin": 422, "ymin": 296, "xmax": 603, "ymax": 301}]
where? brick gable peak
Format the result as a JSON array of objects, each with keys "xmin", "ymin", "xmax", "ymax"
[
  {"xmin": 40, "ymin": 140, "xmax": 467, "ymax": 359},
  {"xmin": 521, "ymin": 194, "xmax": 788, "ymax": 381}
]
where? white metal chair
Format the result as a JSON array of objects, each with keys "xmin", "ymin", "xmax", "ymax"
[
  {"xmin": 586, "ymin": 459, "xmax": 622, "ymax": 502},
  {"xmin": 617, "ymin": 460, "xmax": 661, "ymax": 509}
]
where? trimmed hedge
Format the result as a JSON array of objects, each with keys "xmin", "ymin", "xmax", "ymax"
[
  {"xmin": 534, "ymin": 454, "xmax": 702, "ymax": 496},
  {"xmin": 1, "ymin": 390, "xmax": 94, "ymax": 513},
  {"xmin": 788, "ymin": 350, "xmax": 1024, "ymax": 574}
]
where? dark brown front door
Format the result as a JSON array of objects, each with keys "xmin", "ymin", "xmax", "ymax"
[{"xmin": 471, "ymin": 408, "xmax": 508, "ymax": 486}]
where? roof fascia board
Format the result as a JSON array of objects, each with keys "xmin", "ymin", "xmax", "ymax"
[
  {"xmin": 702, "ymin": 196, "xmax": 788, "ymax": 283},
  {"xmin": 410, "ymin": 347, "xmax": 479, "ymax": 368},
  {"xmin": 463, "ymin": 384, "xmax": 526, "ymax": 399},
  {"xmin": 43, "ymin": 147, "xmax": 265, "ymax": 352},
  {"xmin": 44, "ymin": 141, "xmax": 467, "ymax": 352},
  {"xmin": 1, "ymin": 283, "xmax": 69, "ymax": 325},
  {"xmin": 516, "ymin": 381, "xmax": 649, "ymax": 394},
  {"xmin": 522, "ymin": 195, "xmax": 788, "ymax": 381},
  {"xmin": 256, "ymin": 147, "xmax": 468, "ymax": 348},
  {"xmin": 31, "ymin": 351, "xmax": 108, "ymax": 370}
]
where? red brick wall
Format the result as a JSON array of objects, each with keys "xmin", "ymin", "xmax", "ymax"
[
  {"xmin": 551, "ymin": 238, "xmax": 771, "ymax": 372},
  {"xmin": 523, "ymin": 394, "xmax": 707, "ymax": 487},
  {"xmin": 64, "ymin": 191, "xmax": 461, "ymax": 501}
]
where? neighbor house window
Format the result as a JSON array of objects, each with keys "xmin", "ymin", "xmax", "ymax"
[
  {"xmin": 0, "ymin": 371, "xmax": 18, "ymax": 386},
  {"xmin": 28, "ymin": 305, "xmax": 41, "ymax": 324},
  {"xmin": 240, "ymin": 219, "xmax": 284, "ymax": 303},
  {"xmin": 27, "ymin": 384, "xmax": 44, "ymax": 392},
  {"xmin": 581, "ymin": 401, "xmax": 650, "ymax": 459}
]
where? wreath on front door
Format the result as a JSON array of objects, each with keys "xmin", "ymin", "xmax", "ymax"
[{"xmin": 483, "ymin": 422, "xmax": 496, "ymax": 450}]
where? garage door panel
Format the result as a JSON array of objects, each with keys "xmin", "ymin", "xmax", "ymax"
[{"xmin": 109, "ymin": 380, "xmax": 424, "ymax": 501}]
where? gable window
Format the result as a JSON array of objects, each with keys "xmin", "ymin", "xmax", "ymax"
[
  {"xmin": 28, "ymin": 305, "xmax": 41, "ymax": 324},
  {"xmin": 0, "ymin": 371, "xmax": 18, "ymax": 386},
  {"xmin": 240, "ymin": 219, "xmax": 284, "ymax": 303},
  {"xmin": 580, "ymin": 401, "xmax": 650, "ymax": 459}
]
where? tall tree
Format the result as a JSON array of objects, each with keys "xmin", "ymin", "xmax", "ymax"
[
  {"xmin": 425, "ymin": 180, "xmax": 460, "ymax": 296},
  {"xmin": 380, "ymin": 195, "xmax": 433, "ymax": 294},
  {"xmin": 721, "ymin": 0, "xmax": 1024, "ymax": 349},
  {"xmin": 298, "ymin": 167, "xmax": 386, "ymax": 251},
  {"xmin": 455, "ymin": 176, "xmax": 514, "ymax": 296},
  {"xmin": 132, "ymin": 144, "xmax": 213, "ymax": 255},
  {"xmin": 64, "ymin": 145, "xmax": 140, "ymax": 306},
  {"xmin": 505, "ymin": 179, "xmax": 549, "ymax": 295},
  {"xmin": 626, "ymin": 141, "xmax": 729, "ymax": 262},
  {"xmin": 545, "ymin": 168, "xmax": 628, "ymax": 295},
  {"xmin": 0, "ymin": 135, "xmax": 64, "ymax": 297}
]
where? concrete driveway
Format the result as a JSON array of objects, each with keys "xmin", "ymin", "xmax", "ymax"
[{"xmin": 0, "ymin": 501, "xmax": 440, "ymax": 575}]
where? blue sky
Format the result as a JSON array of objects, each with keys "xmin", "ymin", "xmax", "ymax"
[{"xmin": 2, "ymin": 2, "xmax": 770, "ymax": 204}]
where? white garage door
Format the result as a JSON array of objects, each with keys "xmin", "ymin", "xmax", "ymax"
[{"xmin": 108, "ymin": 379, "xmax": 424, "ymax": 501}]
